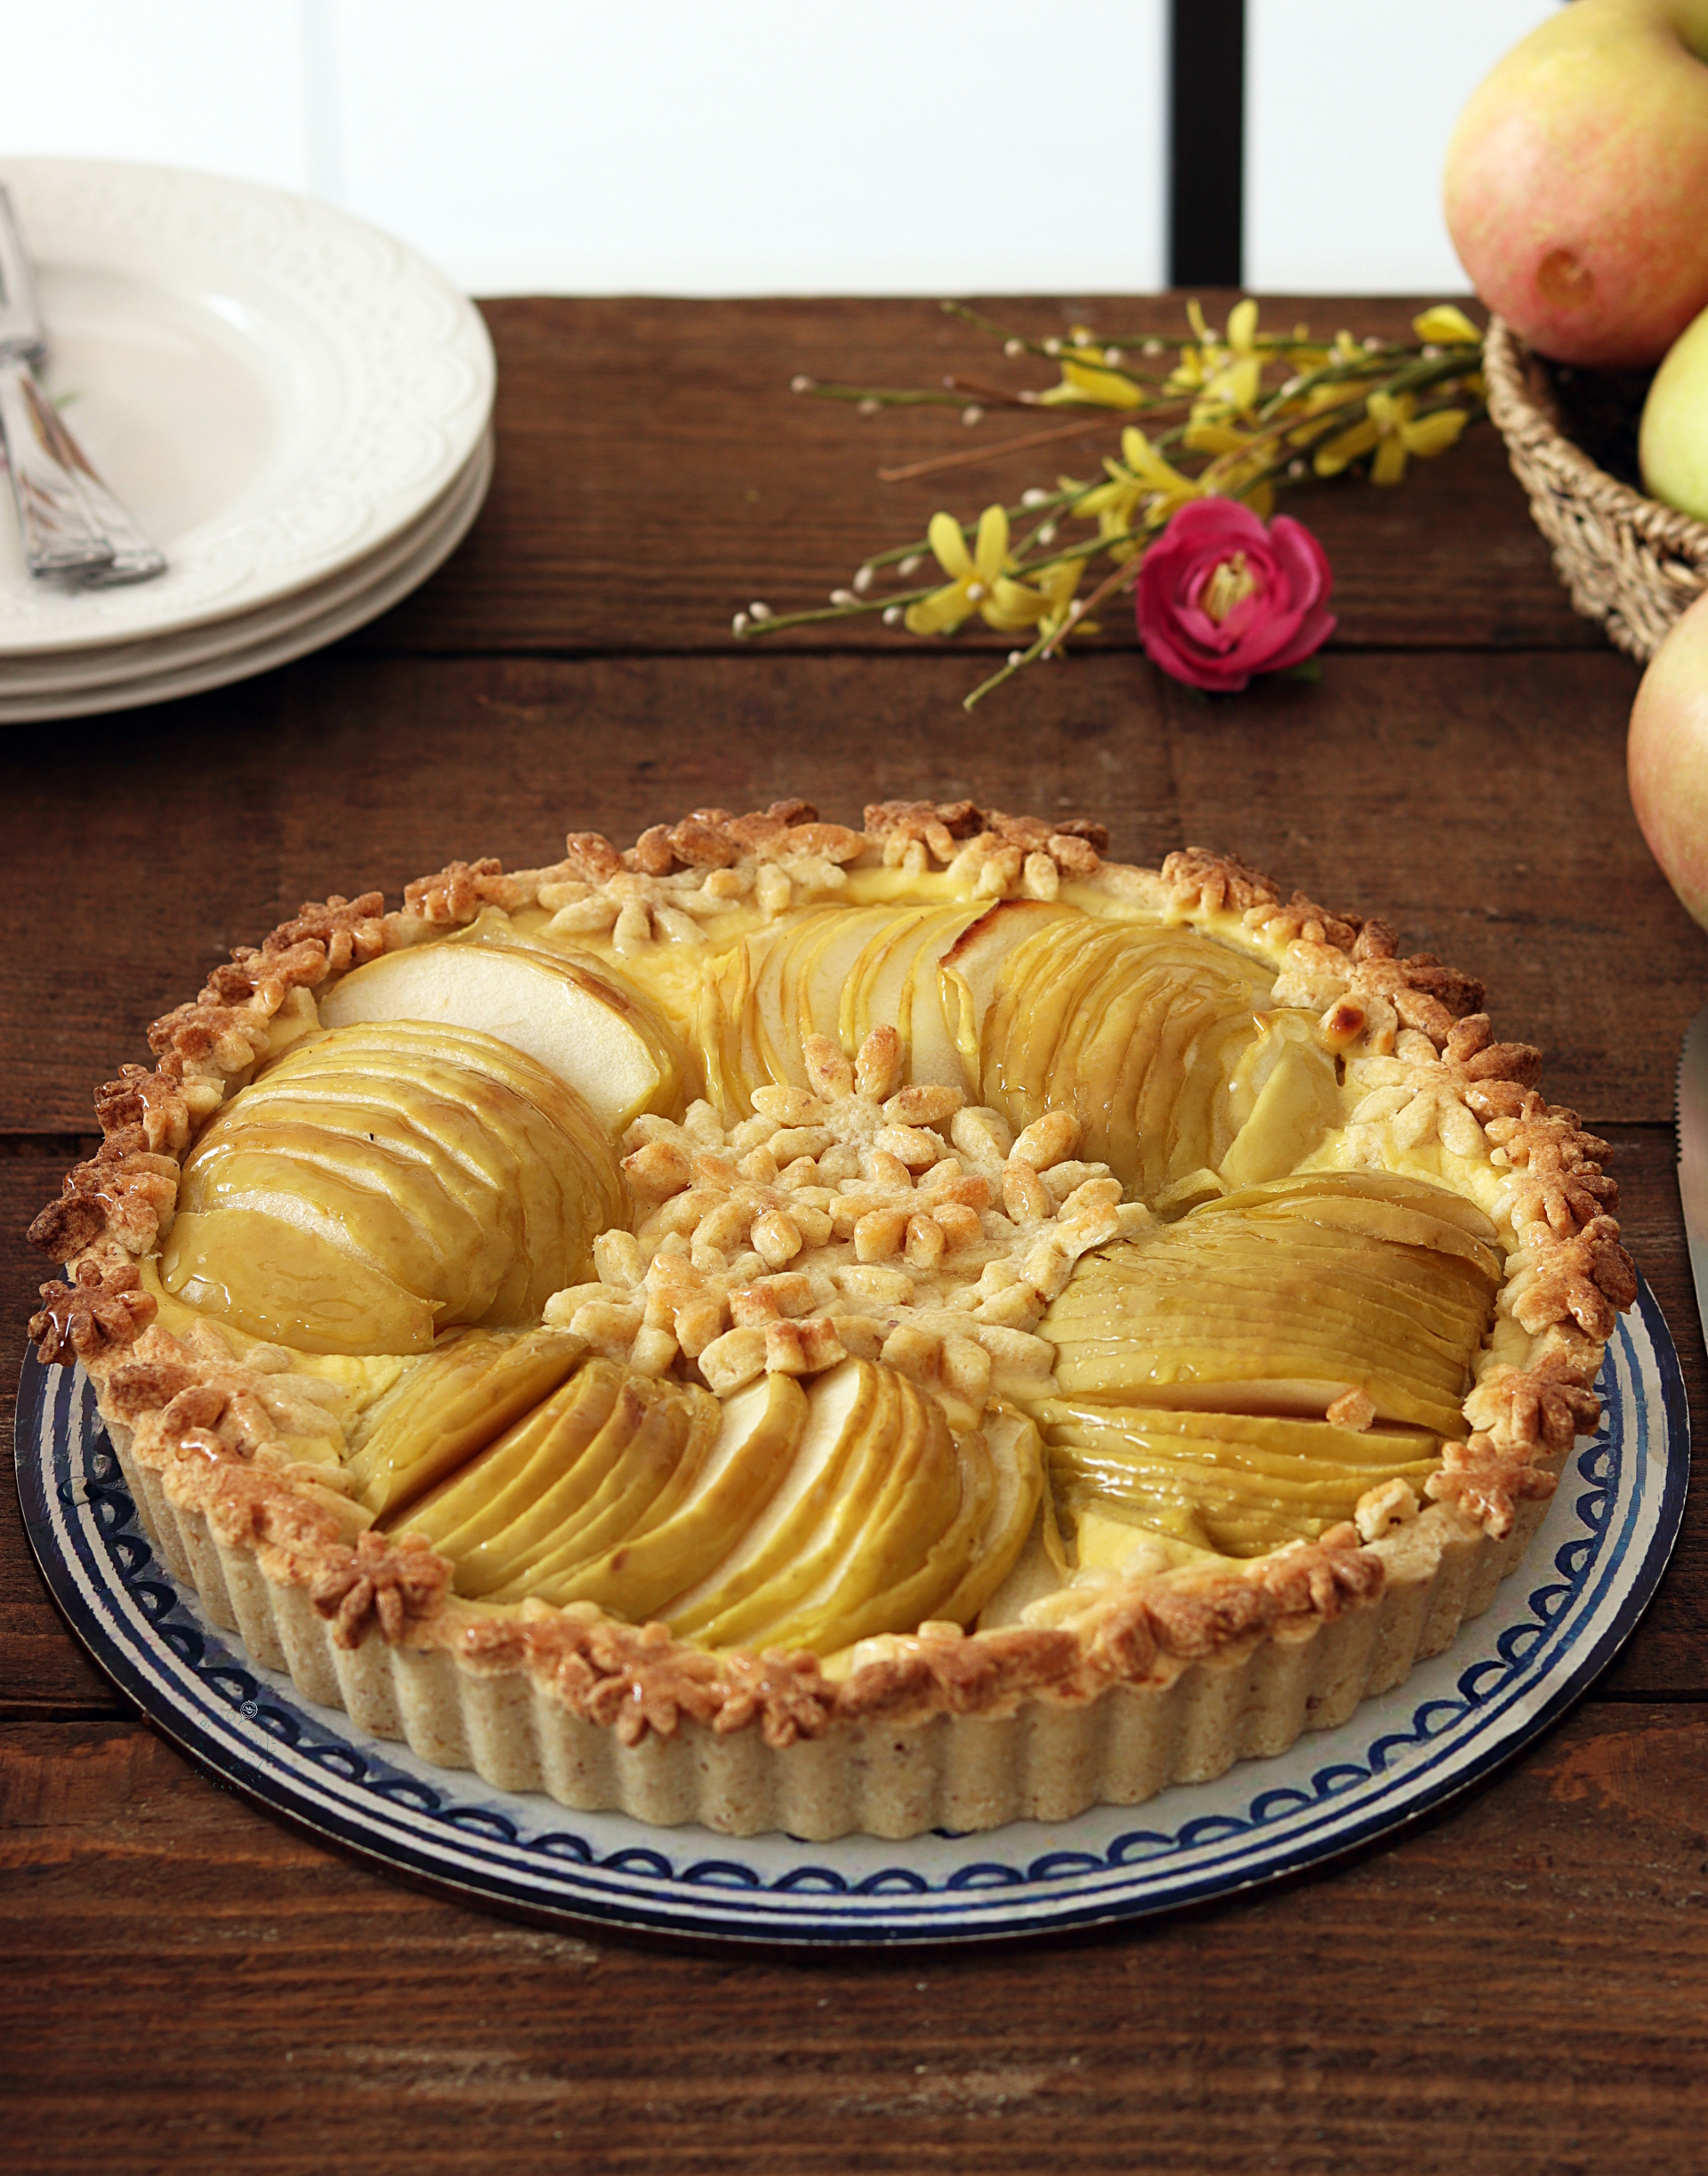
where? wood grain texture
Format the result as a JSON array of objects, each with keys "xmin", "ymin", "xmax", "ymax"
[
  {"xmin": 347, "ymin": 295, "xmax": 1599, "ymax": 661},
  {"xmin": 4, "ymin": 1708, "xmax": 1708, "ymax": 2173},
  {"xmin": 1, "ymin": 1148, "xmax": 123, "ymax": 1720},
  {"xmin": 0, "ymin": 642, "xmax": 1680, "ymax": 1135}
]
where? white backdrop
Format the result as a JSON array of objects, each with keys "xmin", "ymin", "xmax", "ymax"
[{"xmin": 0, "ymin": 0, "xmax": 1557, "ymax": 294}]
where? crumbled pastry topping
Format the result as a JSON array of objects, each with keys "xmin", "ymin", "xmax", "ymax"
[
  {"xmin": 1346, "ymin": 1012, "xmax": 1547, "ymax": 1163},
  {"xmin": 1009, "ymin": 1524, "xmax": 1388, "ymax": 1690},
  {"xmin": 27, "ymin": 1131, "xmax": 180, "ymax": 1263},
  {"xmin": 836, "ymin": 1623, "xmax": 1086, "ymax": 1725},
  {"xmin": 535, "ymin": 803, "xmax": 869, "ymax": 951},
  {"xmin": 1502, "ymin": 1214, "xmax": 1637, "ymax": 1342},
  {"xmin": 312, "ymin": 1529, "xmax": 452, "ymax": 1649},
  {"xmin": 28, "ymin": 1259, "xmax": 156, "ymax": 1365},
  {"xmin": 1161, "ymin": 846, "xmax": 1292, "ymax": 919},
  {"xmin": 1463, "ymin": 1352, "xmax": 1603, "ymax": 1455},
  {"xmin": 117, "ymin": 1324, "xmax": 348, "ymax": 1468},
  {"xmin": 864, "ymin": 800, "xmax": 1107, "ymax": 896},
  {"xmin": 1354, "ymin": 1476, "xmax": 1420, "ymax": 1541},
  {"xmin": 403, "ymin": 858, "xmax": 535, "ymax": 925},
  {"xmin": 454, "ymin": 1608, "xmax": 839, "ymax": 1750},
  {"xmin": 1344, "ymin": 919, "xmax": 1486, "ymax": 1047},
  {"xmin": 95, "ymin": 1064, "xmax": 197, "ymax": 1158},
  {"xmin": 1488, "ymin": 1108, "xmax": 1620, "ymax": 1237},
  {"xmin": 543, "ymin": 1024, "xmax": 1148, "ymax": 1412},
  {"xmin": 1424, "ymin": 1434, "xmax": 1559, "ymax": 1540}
]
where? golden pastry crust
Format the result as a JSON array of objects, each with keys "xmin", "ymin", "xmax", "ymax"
[{"xmin": 25, "ymin": 808, "xmax": 1636, "ymax": 1832}]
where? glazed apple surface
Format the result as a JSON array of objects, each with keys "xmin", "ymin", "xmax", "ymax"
[
  {"xmin": 160, "ymin": 1021, "xmax": 625, "ymax": 1354},
  {"xmin": 388, "ymin": 1355, "xmax": 1043, "ymax": 1656},
  {"xmin": 696, "ymin": 899, "xmax": 1333, "ymax": 1207},
  {"xmin": 318, "ymin": 916, "xmax": 691, "ymax": 1132}
]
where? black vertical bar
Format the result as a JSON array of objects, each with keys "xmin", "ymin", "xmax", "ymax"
[{"xmin": 1168, "ymin": 0, "xmax": 1246, "ymax": 288}]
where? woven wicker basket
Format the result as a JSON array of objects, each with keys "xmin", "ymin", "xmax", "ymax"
[{"xmin": 1484, "ymin": 314, "xmax": 1708, "ymax": 663}]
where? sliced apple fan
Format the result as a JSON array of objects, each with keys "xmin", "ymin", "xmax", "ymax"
[{"xmin": 1038, "ymin": 1173, "xmax": 1501, "ymax": 1560}]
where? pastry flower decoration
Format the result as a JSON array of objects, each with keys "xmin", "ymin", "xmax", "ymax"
[
  {"xmin": 544, "ymin": 1024, "xmax": 1151, "ymax": 1423},
  {"xmin": 738, "ymin": 296, "xmax": 1484, "ymax": 709}
]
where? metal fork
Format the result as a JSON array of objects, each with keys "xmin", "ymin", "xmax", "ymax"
[{"xmin": 0, "ymin": 182, "xmax": 165, "ymax": 584}]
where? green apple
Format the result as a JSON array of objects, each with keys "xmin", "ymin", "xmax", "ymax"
[
  {"xmin": 659, "ymin": 1358, "xmax": 885, "ymax": 1638},
  {"xmin": 1216, "ymin": 1017, "xmax": 1343, "ymax": 1189},
  {"xmin": 1641, "ymin": 301, "xmax": 1708, "ymax": 521},
  {"xmin": 1628, "ymin": 588, "xmax": 1708, "ymax": 928},
  {"xmin": 928, "ymin": 1404, "xmax": 1045, "ymax": 1627},
  {"xmin": 161, "ymin": 1205, "xmax": 438, "ymax": 1355},
  {"xmin": 495, "ymin": 1381, "xmax": 723, "ymax": 1600},
  {"xmin": 672, "ymin": 1361, "xmax": 907, "ymax": 1645},
  {"xmin": 966, "ymin": 909, "xmax": 1279, "ymax": 1201},
  {"xmin": 318, "ymin": 927, "xmax": 690, "ymax": 1133},
  {"xmin": 1444, "ymin": 0, "xmax": 1708, "ymax": 367},
  {"xmin": 449, "ymin": 1373, "xmax": 710, "ymax": 1599}
]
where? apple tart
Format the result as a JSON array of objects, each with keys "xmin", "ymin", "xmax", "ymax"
[{"xmin": 26, "ymin": 800, "xmax": 1636, "ymax": 1840}]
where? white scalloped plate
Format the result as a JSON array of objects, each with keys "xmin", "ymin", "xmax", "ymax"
[
  {"xmin": 14, "ymin": 1277, "xmax": 1687, "ymax": 1946},
  {"xmin": 0, "ymin": 157, "xmax": 494, "ymax": 655},
  {"xmin": 0, "ymin": 428, "xmax": 491, "ymax": 721}
]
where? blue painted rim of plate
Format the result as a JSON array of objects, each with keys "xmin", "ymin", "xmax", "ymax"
[{"xmin": 12, "ymin": 1270, "xmax": 1689, "ymax": 1946}]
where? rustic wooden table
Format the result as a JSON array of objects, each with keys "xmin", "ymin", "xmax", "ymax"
[{"xmin": 3, "ymin": 295, "xmax": 1704, "ymax": 2173}]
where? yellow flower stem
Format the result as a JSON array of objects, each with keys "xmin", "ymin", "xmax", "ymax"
[
  {"xmin": 801, "ymin": 383, "xmax": 969, "ymax": 407},
  {"xmin": 1253, "ymin": 346, "xmax": 1481, "ymax": 430},
  {"xmin": 1175, "ymin": 351, "xmax": 1484, "ymax": 484},
  {"xmin": 1035, "ymin": 553, "xmax": 1143, "ymax": 662},
  {"xmin": 754, "ymin": 304, "xmax": 1488, "ymax": 689},
  {"xmin": 963, "ymin": 625, "xmax": 1058, "ymax": 712},
  {"xmin": 857, "ymin": 484, "xmax": 1090, "ymax": 579},
  {"xmin": 939, "ymin": 301, "xmax": 1174, "ymax": 384},
  {"xmin": 734, "ymin": 586, "xmax": 939, "ymax": 637},
  {"xmin": 875, "ymin": 410, "xmax": 1140, "ymax": 487}
]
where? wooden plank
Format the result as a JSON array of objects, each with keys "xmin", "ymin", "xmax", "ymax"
[
  {"xmin": 345, "ymin": 294, "xmax": 1600, "ymax": 659},
  {"xmin": 1580, "ymin": 1126, "xmax": 1701, "ymax": 1696},
  {"xmin": 0, "ymin": 1148, "xmax": 121, "ymax": 1719},
  {"xmin": 0, "ymin": 644, "xmax": 1674, "ymax": 1133},
  {"xmin": 3, "ymin": 1707, "xmax": 1708, "ymax": 2171}
]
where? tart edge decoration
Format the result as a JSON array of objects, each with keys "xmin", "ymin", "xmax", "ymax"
[{"xmin": 25, "ymin": 800, "xmax": 1636, "ymax": 1840}]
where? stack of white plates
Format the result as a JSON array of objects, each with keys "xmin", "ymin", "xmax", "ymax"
[{"xmin": 0, "ymin": 159, "xmax": 495, "ymax": 723}]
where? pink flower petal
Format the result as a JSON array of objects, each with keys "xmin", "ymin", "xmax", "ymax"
[{"xmin": 1135, "ymin": 501, "xmax": 1334, "ymax": 693}]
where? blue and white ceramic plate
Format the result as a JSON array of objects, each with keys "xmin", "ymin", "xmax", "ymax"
[{"xmin": 14, "ymin": 1276, "xmax": 1688, "ymax": 1946}]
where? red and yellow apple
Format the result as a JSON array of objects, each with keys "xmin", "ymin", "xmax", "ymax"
[
  {"xmin": 1444, "ymin": 0, "xmax": 1708, "ymax": 367},
  {"xmin": 1627, "ymin": 588, "xmax": 1708, "ymax": 925}
]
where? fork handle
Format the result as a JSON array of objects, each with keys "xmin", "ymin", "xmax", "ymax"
[{"xmin": 0, "ymin": 356, "xmax": 115, "ymax": 576}]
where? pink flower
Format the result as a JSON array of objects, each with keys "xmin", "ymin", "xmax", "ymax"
[{"xmin": 1135, "ymin": 497, "xmax": 1335, "ymax": 693}]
